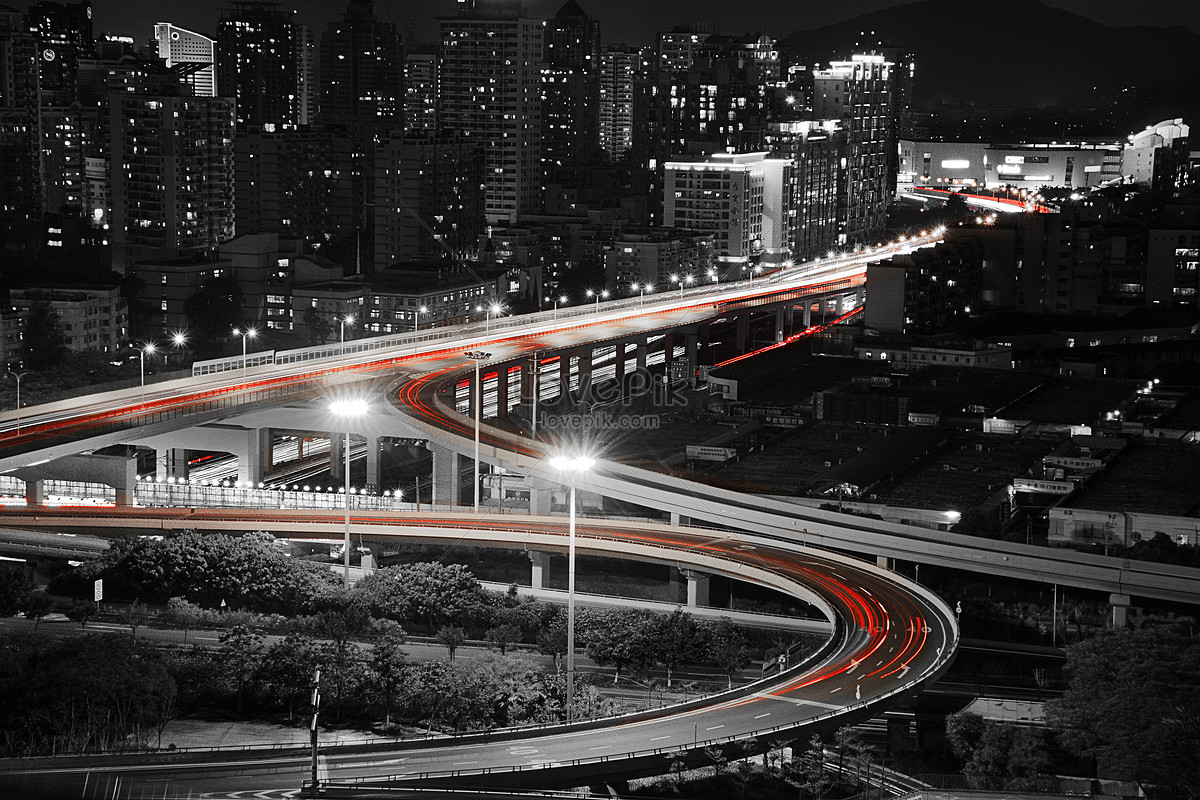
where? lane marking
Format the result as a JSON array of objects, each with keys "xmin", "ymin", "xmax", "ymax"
[
  {"xmin": 706, "ymin": 725, "xmax": 724, "ymax": 731},
  {"xmin": 650, "ymin": 735, "xmax": 671, "ymax": 741},
  {"xmin": 753, "ymin": 692, "xmax": 841, "ymax": 710},
  {"xmin": 754, "ymin": 713, "xmax": 771, "ymax": 719}
]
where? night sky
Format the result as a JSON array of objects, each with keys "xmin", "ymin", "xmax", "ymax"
[{"xmin": 92, "ymin": 0, "xmax": 1200, "ymax": 47}]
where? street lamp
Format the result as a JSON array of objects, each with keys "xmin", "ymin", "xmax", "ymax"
[
  {"xmin": 338, "ymin": 314, "xmax": 355, "ymax": 363},
  {"xmin": 632, "ymin": 283, "xmax": 654, "ymax": 306},
  {"xmin": 169, "ymin": 331, "xmax": 188, "ymax": 367},
  {"xmin": 6, "ymin": 370, "xmax": 27, "ymax": 433},
  {"xmin": 553, "ymin": 294, "xmax": 567, "ymax": 320},
  {"xmin": 464, "ymin": 350, "xmax": 491, "ymax": 513},
  {"xmin": 669, "ymin": 273, "xmax": 693, "ymax": 299},
  {"xmin": 139, "ymin": 343, "xmax": 156, "ymax": 402},
  {"xmin": 585, "ymin": 289, "xmax": 609, "ymax": 311},
  {"xmin": 550, "ymin": 452, "xmax": 595, "ymax": 723},
  {"xmin": 232, "ymin": 327, "xmax": 257, "ymax": 382},
  {"xmin": 486, "ymin": 302, "xmax": 503, "ymax": 334},
  {"xmin": 329, "ymin": 397, "xmax": 369, "ymax": 589},
  {"xmin": 415, "ymin": 305, "xmax": 428, "ymax": 332}
]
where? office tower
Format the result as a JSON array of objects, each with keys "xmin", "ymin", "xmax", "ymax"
[
  {"xmin": 813, "ymin": 54, "xmax": 893, "ymax": 247},
  {"xmin": 110, "ymin": 88, "xmax": 236, "ymax": 270},
  {"xmin": 29, "ymin": 0, "xmax": 93, "ymax": 104},
  {"xmin": 0, "ymin": 6, "xmax": 42, "ymax": 240},
  {"xmin": 216, "ymin": 1, "xmax": 297, "ymax": 129},
  {"xmin": 541, "ymin": 0, "xmax": 600, "ymax": 169},
  {"xmin": 319, "ymin": 0, "xmax": 404, "ymax": 131},
  {"xmin": 403, "ymin": 46, "xmax": 437, "ymax": 132},
  {"xmin": 598, "ymin": 45, "xmax": 638, "ymax": 161},
  {"xmin": 152, "ymin": 23, "xmax": 215, "ymax": 97},
  {"xmin": 374, "ymin": 131, "xmax": 485, "ymax": 267},
  {"xmin": 438, "ymin": 0, "xmax": 543, "ymax": 224}
]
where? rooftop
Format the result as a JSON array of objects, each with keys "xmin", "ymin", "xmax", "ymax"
[{"xmin": 1065, "ymin": 439, "xmax": 1200, "ymax": 517}]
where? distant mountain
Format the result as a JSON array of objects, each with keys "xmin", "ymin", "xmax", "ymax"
[{"xmin": 780, "ymin": 0, "xmax": 1200, "ymax": 128}]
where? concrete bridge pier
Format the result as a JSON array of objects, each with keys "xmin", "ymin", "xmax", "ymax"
[
  {"xmin": 428, "ymin": 442, "xmax": 461, "ymax": 507},
  {"xmin": 1109, "ymin": 593, "xmax": 1133, "ymax": 628},
  {"xmin": 557, "ymin": 353, "xmax": 572, "ymax": 400},
  {"xmin": 680, "ymin": 569, "xmax": 711, "ymax": 608},
  {"xmin": 735, "ymin": 313, "xmax": 749, "ymax": 352},
  {"xmin": 635, "ymin": 340, "xmax": 648, "ymax": 371},
  {"xmin": 156, "ymin": 448, "xmax": 190, "ymax": 481},
  {"xmin": 613, "ymin": 341, "xmax": 627, "ymax": 382},
  {"xmin": 877, "ymin": 555, "xmax": 894, "ymax": 571},
  {"xmin": 495, "ymin": 364, "xmax": 510, "ymax": 418},
  {"xmin": 529, "ymin": 550, "xmax": 550, "ymax": 590},
  {"xmin": 803, "ymin": 302, "xmax": 813, "ymax": 327}
]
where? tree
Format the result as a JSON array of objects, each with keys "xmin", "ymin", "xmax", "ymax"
[
  {"xmin": 21, "ymin": 591, "xmax": 54, "ymax": 630},
  {"xmin": 165, "ymin": 596, "xmax": 204, "ymax": 643},
  {"xmin": 1046, "ymin": 628, "xmax": 1200, "ymax": 794},
  {"xmin": 370, "ymin": 624, "xmax": 408, "ymax": 726},
  {"xmin": 486, "ymin": 623, "xmax": 522, "ymax": 655},
  {"xmin": 22, "ymin": 300, "xmax": 67, "ymax": 370},
  {"xmin": 707, "ymin": 618, "xmax": 752, "ymax": 689},
  {"xmin": 651, "ymin": 608, "xmax": 703, "ymax": 687},
  {"xmin": 437, "ymin": 625, "xmax": 468, "ymax": 660},
  {"xmin": 122, "ymin": 600, "xmax": 150, "ymax": 639},
  {"xmin": 582, "ymin": 608, "xmax": 656, "ymax": 684},
  {"xmin": 259, "ymin": 635, "xmax": 322, "ymax": 720},
  {"xmin": 0, "ymin": 570, "xmax": 32, "ymax": 617},
  {"xmin": 65, "ymin": 599, "xmax": 96, "ymax": 629},
  {"xmin": 217, "ymin": 626, "xmax": 265, "ymax": 715},
  {"xmin": 355, "ymin": 562, "xmax": 493, "ymax": 629},
  {"xmin": 303, "ymin": 307, "xmax": 334, "ymax": 344},
  {"xmin": 792, "ymin": 734, "xmax": 833, "ymax": 800},
  {"xmin": 536, "ymin": 613, "xmax": 568, "ymax": 672}
]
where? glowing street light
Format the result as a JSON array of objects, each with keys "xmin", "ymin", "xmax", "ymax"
[
  {"xmin": 139, "ymin": 343, "xmax": 156, "ymax": 402},
  {"xmin": 585, "ymin": 288, "xmax": 609, "ymax": 311},
  {"xmin": 415, "ymin": 305, "xmax": 428, "ymax": 332},
  {"xmin": 6, "ymin": 370, "xmax": 27, "ymax": 433},
  {"xmin": 338, "ymin": 314, "xmax": 355, "ymax": 365},
  {"xmin": 329, "ymin": 397, "xmax": 369, "ymax": 589},
  {"xmin": 232, "ymin": 327, "xmax": 257, "ymax": 382},
  {"xmin": 464, "ymin": 350, "xmax": 491, "ymax": 512},
  {"xmin": 486, "ymin": 301, "xmax": 504, "ymax": 333},
  {"xmin": 550, "ymin": 451, "xmax": 596, "ymax": 723},
  {"xmin": 631, "ymin": 282, "xmax": 653, "ymax": 306},
  {"xmin": 669, "ymin": 273, "xmax": 694, "ymax": 299},
  {"xmin": 748, "ymin": 264, "xmax": 763, "ymax": 287},
  {"xmin": 553, "ymin": 294, "xmax": 567, "ymax": 320}
]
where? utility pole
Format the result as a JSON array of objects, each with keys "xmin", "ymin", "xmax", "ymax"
[{"xmin": 310, "ymin": 668, "xmax": 322, "ymax": 790}]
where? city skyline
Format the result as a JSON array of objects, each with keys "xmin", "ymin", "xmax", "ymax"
[{"xmin": 93, "ymin": 0, "xmax": 1200, "ymax": 49}]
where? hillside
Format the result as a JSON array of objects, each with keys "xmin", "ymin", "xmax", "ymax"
[{"xmin": 780, "ymin": 0, "xmax": 1200, "ymax": 126}]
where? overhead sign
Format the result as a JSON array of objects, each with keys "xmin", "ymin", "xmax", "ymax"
[{"xmin": 1012, "ymin": 478, "xmax": 1074, "ymax": 495}]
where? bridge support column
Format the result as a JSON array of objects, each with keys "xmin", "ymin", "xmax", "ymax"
[
  {"xmin": 662, "ymin": 333, "xmax": 675, "ymax": 370},
  {"xmin": 612, "ymin": 342, "xmax": 626, "ymax": 382},
  {"xmin": 238, "ymin": 427, "xmax": 271, "ymax": 486},
  {"xmin": 685, "ymin": 330, "xmax": 699, "ymax": 371},
  {"xmin": 669, "ymin": 511, "xmax": 690, "ymax": 526},
  {"xmin": 156, "ymin": 448, "xmax": 189, "ymax": 481},
  {"xmin": 735, "ymin": 314, "xmax": 749, "ymax": 352},
  {"xmin": 774, "ymin": 307, "xmax": 787, "ymax": 342},
  {"xmin": 635, "ymin": 340, "xmax": 648, "ymax": 371},
  {"xmin": 558, "ymin": 354, "xmax": 572, "ymax": 400},
  {"xmin": 1109, "ymin": 593, "xmax": 1133, "ymax": 629},
  {"xmin": 576, "ymin": 350, "xmax": 593, "ymax": 398},
  {"xmin": 330, "ymin": 434, "xmax": 344, "ymax": 480},
  {"xmin": 24, "ymin": 479, "xmax": 45, "ymax": 506},
  {"xmin": 681, "ymin": 569, "xmax": 710, "ymax": 608},
  {"xmin": 428, "ymin": 443, "xmax": 460, "ymax": 507},
  {"xmin": 529, "ymin": 551, "xmax": 550, "ymax": 590},
  {"xmin": 876, "ymin": 555, "xmax": 894, "ymax": 571},
  {"xmin": 365, "ymin": 436, "xmax": 381, "ymax": 492},
  {"xmin": 495, "ymin": 365, "xmax": 509, "ymax": 418}
]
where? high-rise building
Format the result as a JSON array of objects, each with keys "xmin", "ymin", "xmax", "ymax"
[
  {"xmin": 765, "ymin": 120, "xmax": 844, "ymax": 261},
  {"xmin": 110, "ymin": 89, "xmax": 236, "ymax": 270},
  {"xmin": 598, "ymin": 45, "xmax": 638, "ymax": 161},
  {"xmin": 403, "ymin": 46, "xmax": 437, "ymax": 132},
  {"xmin": 29, "ymin": 1, "xmax": 93, "ymax": 104},
  {"xmin": 664, "ymin": 151, "xmax": 792, "ymax": 273},
  {"xmin": 374, "ymin": 131, "xmax": 485, "ymax": 267},
  {"xmin": 0, "ymin": 6, "xmax": 42, "ymax": 242},
  {"xmin": 812, "ymin": 54, "xmax": 893, "ymax": 247},
  {"xmin": 216, "ymin": 1, "xmax": 297, "ymax": 129},
  {"xmin": 152, "ymin": 23, "xmax": 215, "ymax": 97},
  {"xmin": 541, "ymin": 0, "xmax": 600, "ymax": 169},
  {"xmin": 438, "ymin": 0, "xmax": 543, "ymax": 224},
  {"xmin": 295, "ymin": 24, "xmax": 314, "ymax": 127},
  {"xmin": 319, "ymin": 0, "xmax": 403, "ymax": 131}
]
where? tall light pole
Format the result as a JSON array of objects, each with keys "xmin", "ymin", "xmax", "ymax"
[
  {"xmin": 486, "ymin": 302, "xmax": 503, "ymax": 334},
  {"xmin": 465, "ymin": 350, "xmax": 491, "ymax": 513},
  {"xmin": 338, "ymin": 314, "xmax": 355, "ymax": 365},
  {"xmin": 585, "ymin": 289, "xmax": 609, "ymax": 311},
  {"xmin": 669, "ymin": 274, "xmax": 693, "ymax": 299},
  {"xmin": 632, "ymin": 283, "xmax": 653, "ymax": 306},
  {"xmin": 169, "ymin": 331, "xmax": 188, "ymax": 368},
  {"xmin": 330, "ymin": 398, "xmax": 368, "ymax": 589},
  {"xmin": 553, "ymin": 294, "xmax": 567, "ymax": 320},
  {"xmin": 233, "ymin": 327, "xmax": 256, "ymax": 382},
  {"xmin": 139, "ymin": 343, "xmax": 156, "ymax": 403},
  {"xmin": 415, "ymin": 305, "xmax": 428, "ymax": 332},
  {"xmin": 550, "ymin": 452, "xmax": 595, "ymax": 723},
  {"xmin": 6, "ymin": 370, "xmax": 27, "ymax": 433},
  {"xmin": 749, "ymin": 264, "xmax": 762, "ymax": 287}
]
